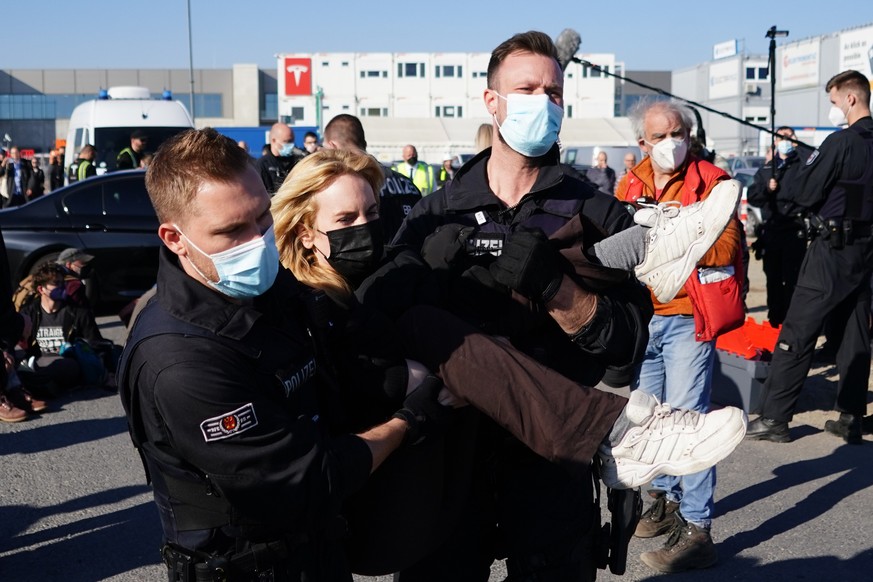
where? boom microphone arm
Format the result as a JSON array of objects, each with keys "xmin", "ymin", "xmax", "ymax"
[{"xmin": 554, "ymin": 28, "xmax": 812, "ymax": 150}]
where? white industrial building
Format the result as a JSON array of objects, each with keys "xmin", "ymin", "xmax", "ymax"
[
  {"xmin": 275, "ymin": 50, "xmax": 629, "ymax": 163},
  {"xmin": 672, "ymin": 22, "xmax": 873, "ymax": 158}
]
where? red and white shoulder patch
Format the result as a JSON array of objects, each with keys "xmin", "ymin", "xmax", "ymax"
[{"xmin": 200, "ymin": 403, "xmax": 258, "ymax": 442}]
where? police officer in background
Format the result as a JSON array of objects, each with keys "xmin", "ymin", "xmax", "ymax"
[
  {"xmin": 392, "ymin": 145, "xmax": 435, "ymax": 196},
  {"xmin": 747, "ymin": 70, "xmax": 873, "ymax": 445},
  {"xmin": 257, "ymin": 122, "xmax": 305, "ymax": 195},
  {"xmin": 321, "ymin": 114, "xmax": 421, "ymax": 242},
  {"xmin": 747, "ymin": 126, "xmax": 810, "ymax": 327},
  {"xmin": 68, "ymin": 145, "xmax": 97, "ymax": 183},
  {"xmin": 116, "ymin": 129, "xmax": 149, "ymax": 170}
]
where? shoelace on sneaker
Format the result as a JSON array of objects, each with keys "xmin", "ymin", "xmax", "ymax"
[
  {"xmin": 638, "ymin": 200, "xmax": 682, "ymax": 228},
  {"xmin": 645, "ymin": 403, "xmax": 701, "ymax": 434}
]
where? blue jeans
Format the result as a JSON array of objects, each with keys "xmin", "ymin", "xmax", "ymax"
[{"xmin": 632, "ymin": 314, "xmax": 716, "ymax": 529}]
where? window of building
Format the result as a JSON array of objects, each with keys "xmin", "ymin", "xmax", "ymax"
[
  {"xmin": 342, "ymin": 105, "xmax": 349, "ymax": 110},
  {"xmin": 172, "ymin": 94, "xmax": 223, "ymax": 118},
  {"xmin": 566, "ymin": 104, "xmax": 573, "ymax": 118},
  {"xmin": 471, "ymin": 71, "xmax": 488, "ymax": 78},
  {"xmin": 758, "ymin": 67, "xmax": 769, "ymax": 80},
  {"xmin": 360, "ymin": 70, "xmax": 387, "ymax": 78},
  {"xmin": 360, "ymin": 107, "xmax": 388, "ymax": 117},
  {"xmin": 746, "ymin": 67, "xmax": 755, "ymax": 80},
  {"xmin": 261, "ymin": 93, "xmax": 278, "ymax": 121},
  {"xmin": 0, "ymin": 94, "xmax": 56, "ymax": 120},
  {"xmin": 280, "ymin": 107, "xmax": 305, "ymax": 124},
  {"xmin": 397, "ymin": 63, "xmax": 425, "ymax": 78},
  {"xmin": 435, "ymin": 65, "xmax": 463, "ymax": 78},
  {"xmin": 322, "ymin": 61, "xmax": 329, "ymax": 67},
  {"xmin": 341, "ymin": 61, "xmax": 349, "ymax": 67},
  {"xmin": 435, "ymin": 105, "xmax": 463, "ymax": 118}
]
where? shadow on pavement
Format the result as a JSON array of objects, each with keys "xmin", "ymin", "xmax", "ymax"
[
  {"xmin": 716, "ymin": 444, "xmax": 873, "ymax": 563},
  {"xmin": 1, "ymin": 415, "xmax": 128, "ymax": 454},
  {"xmin": 0, "ymin": 486, "xmax": 161, "ymax": 581}
]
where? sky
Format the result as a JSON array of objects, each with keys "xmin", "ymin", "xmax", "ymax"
[{"xmin": 4, "ymin": 1, "xmax": 871, "ymax": 72}]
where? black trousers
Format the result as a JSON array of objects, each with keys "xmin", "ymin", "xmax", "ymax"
[
  {"xmin": 758, "ymin": 236, "xmax": 873, "ymax": 421},
  {"xmin": 760, "ymin": 225, "xmax": 807, "ymax": 326}
]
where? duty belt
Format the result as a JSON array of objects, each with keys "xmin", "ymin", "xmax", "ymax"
[
  {"xmin": 162, "ymin": 537, "xmax": 300, "ymax": 582},
  {"xmin": 806, "ymin": 216, "xmax": 873, "ymax": 248}
]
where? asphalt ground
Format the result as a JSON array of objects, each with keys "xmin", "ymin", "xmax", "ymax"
[{"xmin": 2, "ymin": 254, "xmax": 872, "ymax": 581}]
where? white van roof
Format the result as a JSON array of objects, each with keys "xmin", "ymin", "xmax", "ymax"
[{"xmin": 68, "ymin": 98, "xmax": 193, "ymax": 129}]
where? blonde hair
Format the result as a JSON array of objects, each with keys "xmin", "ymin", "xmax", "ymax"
[
  {"xmin": 271, "ymin": 149, "xmax": 384, "ymax": 304},
  {"xmin": 475, "ymin": 123, "xmax": 493, "ymax": 153}
]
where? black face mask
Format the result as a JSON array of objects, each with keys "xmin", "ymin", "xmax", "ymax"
[
  {"xmin": 319, "ymin": 219, "xmax": 384, "ymax": 287},
  {"xmin": 407, "ymin": 157, "xmax": 418, "ymax": 166}
]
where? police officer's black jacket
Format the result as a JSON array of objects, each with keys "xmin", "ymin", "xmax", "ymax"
[
  {"xmin": 792, "ymin": 116, "xmax": 873, "ymax": 221},
  {"xmin": 120, "ymin": 247, "xmax": 372, "ymax": 555},
  {"xmin": 392, "ymin": 146, "xmax": 651, "ymax": 387},
  {"xmin": 257, "ymin": 150, "xmax": 303, "ymax": 194},
  {"xmin": 378, "ymin": 165, "xmax": 422, "ymax": 243},
  {"xmin": 748, "ymin": 149, "xmax": 810, "ymax": 228}
]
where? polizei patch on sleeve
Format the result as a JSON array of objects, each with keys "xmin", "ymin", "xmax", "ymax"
[
  {"xmin": 805, "ymin": 150, "xmax": 820, "ymax": 166},
  {"xmin": 200, "ymin": 403, "xmax": 259, "ymax": 442}
]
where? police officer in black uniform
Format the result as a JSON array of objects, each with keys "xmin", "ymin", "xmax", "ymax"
[
  {"xmin": 392, "ymin": 31, "xmax": 651, "ymax": 581},
  {"xmin": 747, "ymin": 126, "xmax": 810, "ymax": 326},
  {"xmin": 321, "ymin": 114, "xmax": 422, "ymax": 242},
  {"xmin": 747, "ymin": 70, "xmax": 873, "ymax": 445},
  {"xmin": 257, "ymin": 122, "xmax": 305, "ymax": 195},
  {"xmin": 118, "ymin": 128, "xmax": 451, "ymax": 582}
]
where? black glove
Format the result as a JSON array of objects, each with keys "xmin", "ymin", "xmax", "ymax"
[
  {"xmin": 461, "ymin": 264, "xmax": 509, "ymax": 295},
  {"xmin": 392, "ymin": 375, "xmax": 454, "ymax": 446},
  {"xmin": 489, "ymin": 228, "xmax": 564, "ymax": 303},
  {"xmin": 420, "ymin": 224, "xmax": 475, "ymax": 271}
]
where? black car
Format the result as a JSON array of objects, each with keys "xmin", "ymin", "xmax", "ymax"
[{"xmin": 0, "ymin": 170, "xmax": 159, "ymax": 308}]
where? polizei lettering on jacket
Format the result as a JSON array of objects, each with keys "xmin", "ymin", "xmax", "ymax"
[
  {"xmin": 280, "ymin": 357, "xmax": 317, "ymax": 398},
  {"xmin": 465, "ymin": 233, "xmax": 505, "ymax": 257}
]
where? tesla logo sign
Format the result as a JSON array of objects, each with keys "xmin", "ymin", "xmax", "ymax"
[{"xmin": 284, "ymin": 58, "xmax": 312, "ymax": 96}]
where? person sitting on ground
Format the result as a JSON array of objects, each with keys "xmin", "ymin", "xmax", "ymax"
[
  {"xmin": 55, "ymin": 248, "xmax": 94, "ymax": 308},
  {"xmin": 17, "ymin": 263, "xmax": 107, "ymax": 397}
]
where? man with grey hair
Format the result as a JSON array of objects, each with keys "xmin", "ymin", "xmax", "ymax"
[{"xmin": 616, "ymin": 99, "xmax": 743, "ymax": 574}]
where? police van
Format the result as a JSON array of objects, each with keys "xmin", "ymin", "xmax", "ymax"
[{"xmin": 64, "ymin": 86, "xmax": 193, "ymax": 177}]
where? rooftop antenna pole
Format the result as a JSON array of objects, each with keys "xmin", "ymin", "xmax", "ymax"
[{"xmin": 766, "ymin": 26, "xmax": 789, "ymax": 182}]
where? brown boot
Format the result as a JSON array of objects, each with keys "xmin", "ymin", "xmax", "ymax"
[
  {"xmin": 0, "ymin": 392, "xmax": 27, "ymax": 423},
  {"xmin": 640, "ymin": 515, "xmax": 718, "ymax": 573},
  {"xmin": 634, "ymin": 490, "xmax": 680, "ymax": 538}
]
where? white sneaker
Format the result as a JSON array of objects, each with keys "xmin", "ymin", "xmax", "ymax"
[
  {"xmin": 598, "ymin": 391, "xmax": 748, "ymax": 490},
  {"xmin": 633, "ymin": 179, "xmax": 741, "ymax": 303}
]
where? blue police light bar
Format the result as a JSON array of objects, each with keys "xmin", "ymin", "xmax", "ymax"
[
  {"xmin": 98, "ymin": 89, "xmax": 110, "ymax": 100},
  {"xmin": 162, "ymin": 90, "xmax": 173, "ymax": 101}
]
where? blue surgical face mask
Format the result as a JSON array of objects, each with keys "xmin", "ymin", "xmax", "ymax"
[
  {"xmin": 776, "ymin": 139, "xmax": 795, "ymax": 156},
  {"xmin": 176, "ymin": 224, "xmax": 280, "ymax": 299},
  {"xmin": 278, "ymin": 142, "xmax": 295, "ymax": 157},
  {"xmin": 494, "ymin": 92, "xmax": 563, "ymax": 157},
  {"xmin": 48, "ymin": 286, "xmax": 67, "ymax": 302}
]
